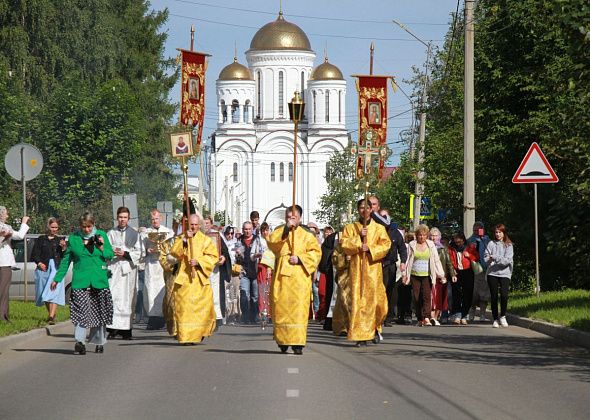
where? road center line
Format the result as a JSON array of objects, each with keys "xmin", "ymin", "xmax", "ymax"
[
  {"xmin": 287, "ymin": 367, "xmax": 299, "ymax": 374},
  {"xmin": 286, "ymin": 389, "xmax": 300, "ymax": 398}
]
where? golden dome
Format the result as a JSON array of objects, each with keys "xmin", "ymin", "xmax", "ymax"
[
  {"xmin": 249, "ymin": 12, "xmax": 312, "ymax": 51},
  {"xmin": 218, "ymin": 58, "xmax": 253, "ymax": 81},
  {"xmin": 310, "ymin": 58, "xmax": 344, "ymax": 80}
]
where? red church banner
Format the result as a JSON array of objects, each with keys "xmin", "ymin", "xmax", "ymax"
[
  {"xmin": 178, "ymin": 48, "xmax": 210, "ymax": 152},
  {"xmin": 353, "ymin": 75, "xmax": 392, "ymax": 147}
]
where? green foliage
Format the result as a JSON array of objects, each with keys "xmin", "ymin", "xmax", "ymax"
[
  {"xmin": 0, "ymin": 1, "xmax": 179, "ymax": 230},
  {"xmin": 385, "ymin": 0, "xmax": 590, "ymax": 289}
]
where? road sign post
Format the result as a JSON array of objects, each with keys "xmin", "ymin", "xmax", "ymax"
[
  {"xmin": 4, "ymin": 144, "xmax": 44, "ymax": 302},
  {"xmin": 512, "ymin": 142, "xmax": 558, "ymax": 296}
]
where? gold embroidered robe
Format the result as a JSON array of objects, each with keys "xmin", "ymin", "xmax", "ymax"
[
  {"xmin": 159, "ymin": 239, "xmax": 178, "ymax": 337},
  {"xmin": 169, "ymin": 232, "xmax": 218, "ymax": 343},
  {"xmin": 341, "ymin": 220, "xmax": 391, "ymax": 342},
  {"xmin": 331, "ymin": 243, "xmax": 352, "ymax": 336},
  {"xmin": 267, "ymin": 225, "xmax": 321, "ymax": 346}
]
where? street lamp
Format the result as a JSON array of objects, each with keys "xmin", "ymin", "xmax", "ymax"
[
  {"xmin": 392, "ymin": 19, "xmax": 432, "ymax": 230},
  {"xmin": 288, "ymin": 91, "xmax": 305, "ymax": 255}
]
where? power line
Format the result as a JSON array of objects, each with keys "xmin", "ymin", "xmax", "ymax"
[
  {"xmin": 170, "ymin": 0, "xmax": 448, "ymax": 26},
  {"xmin": 168, "ymin": 13, "xmax": 444, "ymax": 43}
]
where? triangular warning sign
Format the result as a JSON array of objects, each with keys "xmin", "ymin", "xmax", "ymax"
[{"xmin": 512, "ymin": 142, "xmax": 558, "ymax": 184}]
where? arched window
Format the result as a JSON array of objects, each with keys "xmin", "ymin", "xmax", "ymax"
[
  {"xmin": 338, "ymin": 90, "xmax": 342, "ymax": 123},
  {"xmin": 221, "ymin": 100, "xmax": 227, "ymax": 123},
  {"xmin": 278, "ymin": 71, "xmax": 284, "ymax": 118},
  {"xmin": 231, "ymin": 99, "xmax": 239, "ymax": 123},
  {"xmin": 279, "ymin": 162, "xmax": 284, "ymax": 182},
  {"xmin": 325, "ymin": 90, "xmax": 330, "ymax": 123},
  {"xmin": 256, "ymin": 70, "xmax": 262, "ymax": 119},
  {"xmin": 301, "ymin": 71, "xmax": 305, "ymax": 102},
  {"xmin": 233, "ymin": 162, "xmax": 238, "ymax": 182},
  {"xmin": 244, "ymin": 99, "xmax": 251, "ymax": 123},
  {"xmin": 288, "ymin": 162, "xmax": 293, "ymax": 182},
  {"xmin": 312, "ymin": 91, "xmax": 317, "ymax": 123},
  {"xmin": 270, "ymin": 162, "xmax": 275, "ymax": 182}
]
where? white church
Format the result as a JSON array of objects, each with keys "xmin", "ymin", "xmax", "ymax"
[{"xmin": 210, "ymin": 11, "xmax": 349, "ymax": 228}]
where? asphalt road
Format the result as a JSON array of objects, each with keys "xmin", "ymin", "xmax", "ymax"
[{"xmin": 1, "ymin": 320, "xmax": 589, "ymax": 420}]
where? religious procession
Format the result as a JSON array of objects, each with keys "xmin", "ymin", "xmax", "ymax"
[{"xmin": 1, "ymin": 10, "xmax": 513, "ymax": 358}]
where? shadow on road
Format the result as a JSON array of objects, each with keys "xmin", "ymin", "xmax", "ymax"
[
  {"xmin": 204, "ymin": 348, "xmax": 281, "ymax": 355},
  {"xmin": 13, "ymin": 348, "xmax": 74, "ymax": 355}
]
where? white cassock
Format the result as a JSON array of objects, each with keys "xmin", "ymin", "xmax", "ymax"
[
  {"xmin": 141, "ymin": 226, "xmax": 174, "ymax": 317},
  {"xmin": 107, "ymin": 227, "xmax": 141, "ymax": 330}
]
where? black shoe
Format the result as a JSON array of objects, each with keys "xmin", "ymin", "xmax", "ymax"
[
  {"xmin": 292, "ymin": 346, "xmax": 303, "ymax": 355},
  {"xmin": 383, "ymin": 320, "xmax": 393, "ymax": 327},
  {"xmin": 95, "ymin": 345, "xmax": 104, "ymax": 353},
  {"xmin": 355, "ymin": 341, "xmax": 368, "ymax": 347},
  {"xmin": 395, "ymin": 318, "xmax": 406, "ymax": 325},
  {"xmin": 279, "ymin": 345, "xmax": 288, "ymax": 353},
  {"xmin": 107, "ymin": 332, "xmax": 117, "ymax": 339},
  {"xmin": 372, "ymin": 331, "xmax": 381, "ymax": 344},
  {"xmin": 74, "ymin": 342, "xmax": 86, "ymax": 355}
]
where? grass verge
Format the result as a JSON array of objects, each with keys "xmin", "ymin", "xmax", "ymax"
[
  {"xmin": 0, "ymin": 301, "xmax": 70, "ymax": 338},
  {"xmin": 508, "ymin": 289, "xmax": 590, "ymax": 332}
]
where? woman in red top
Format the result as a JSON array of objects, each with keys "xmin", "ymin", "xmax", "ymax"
[{"xmin": 448, "ymin": 232, "xmax": 479, "ymax": 325}]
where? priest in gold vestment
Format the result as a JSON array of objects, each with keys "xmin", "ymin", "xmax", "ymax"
[
  {"xmin": 341, "ymin": 199, "xmax": 391, "ymax": 346},
  {"xmin": 159, "ymin": 238, "xmax": 178, "ymax": 337},
  {"xmin": 169, "ymin": 214, "xmax": 218, "ymax": 344},
  {"xmin": 266, "ymin": 205, "xmax": 321, "ymax": 355},
  {"xmin": 331, "ymin": 238, "xmax": 352, "ymax": 336}
]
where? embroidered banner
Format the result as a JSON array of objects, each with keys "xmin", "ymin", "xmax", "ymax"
[
  {"xmin": 178, "ymin": 48, "xmax": 210, "ymax": 152},
  {"xmin": 353, "ymin": 75, "xmax": 393, "ymax": 147}
]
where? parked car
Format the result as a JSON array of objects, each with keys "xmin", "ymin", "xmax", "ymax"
[{"xmin": 9, "ymin": 234, "xmax": 73, "ymax": 302}]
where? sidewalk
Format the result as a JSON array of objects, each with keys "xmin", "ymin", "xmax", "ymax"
[{"xmin": 0, "ymin": 321, "xmax": 71, "ymax": 353}]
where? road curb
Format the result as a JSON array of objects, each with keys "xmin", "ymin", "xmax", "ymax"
[
  {"xmin": 506, "ymin": 313, "xmax": 590, "ymax": 350},
  {"xmin": 0, "ymin": 321, "xmax": 71, "ymax": 352}
]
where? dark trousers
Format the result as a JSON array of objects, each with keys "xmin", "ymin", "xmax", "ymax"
[
  {"xmin": 382, "ymin": 263, "xmax": 397, "ymax": 320},
  {"xmin": 411, "ymin": 275, "xmax": 431, "ymax": 321},
  {"xmin": 487, "ymin": 275, "xmax": 510, "ymax": 320},
  {"xmin": 452, "ymin": 269, "xmax": 474, "ymax": 318},
  {"xmin": 0, "ymin": 267, "xmax": 12, "ymax": 321},
  {"xmin": 396, "ymin": 281, "xmax": 412, "ymax": 319}
]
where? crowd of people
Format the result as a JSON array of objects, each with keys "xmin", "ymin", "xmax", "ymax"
[{"xmin": 0, "ymin": 198, "xmax": 515, "ymax": 355}]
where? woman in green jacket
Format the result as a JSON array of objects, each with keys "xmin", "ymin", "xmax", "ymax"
[{"xmin": 51, "ymin": 212, "xmax": 114, "ymax": 355}]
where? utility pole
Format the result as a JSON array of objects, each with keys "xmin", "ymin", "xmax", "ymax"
[
  {"xmin": 413, "ymin": 43, "xmax": 431, "ymax": 230},
  {"xmin": 464, "ymin": 0, "xmax": 475, "ymax": 235},
  {"xmin": 392, "ymin": 20, "xmax": 431, "ymax": 230}
]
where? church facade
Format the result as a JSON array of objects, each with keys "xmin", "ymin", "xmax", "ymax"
[{"xmin": 211, "ymin": 12, "xmax": 348, "ymax": 228}]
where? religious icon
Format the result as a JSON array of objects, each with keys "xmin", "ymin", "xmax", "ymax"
[
  {"xmin": 368, "ymin": 102, "xmax": 381, "ymax": 125},
  {"xmin": 170, "ymin": 132, "xmax": 193, "ymax": 158},
  {"xmin": 189, "ymin": 78, "xmax": 199, "ymax": 100}
]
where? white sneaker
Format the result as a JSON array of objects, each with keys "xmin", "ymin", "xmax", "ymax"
[
  {"xmin": 492, "ymin": 320, "xmax": 500, "ymax": 328},
  {"xmin": 460, "ymin": 318, "xmax": 468, "ymax": 325},
  {"xmin": 433, "ymin": 319, "xmax": 441, "ymax": 326},
  {"xmin": 500, "ymin": 316, "xmax": 509, "ymax": 327}
]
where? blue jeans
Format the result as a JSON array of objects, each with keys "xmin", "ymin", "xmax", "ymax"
[
  {"xmin": 312, "ymin": 280, "xmax": 319, "ymax": 314},
  {"xmin": 239, "ymin": 276, "xmax": 258, "ymax": 323},
  {"xmin": 74, "ymin": 324, "xmax": 107, "ymax": 345}
]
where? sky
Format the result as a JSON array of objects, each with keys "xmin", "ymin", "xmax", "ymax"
[{"xmin": 148, "ymin": 0, "xmax": 460, "ymax": 168}]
